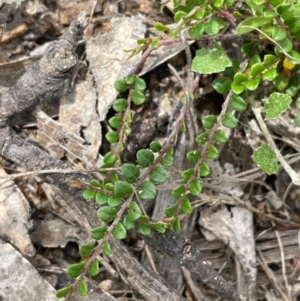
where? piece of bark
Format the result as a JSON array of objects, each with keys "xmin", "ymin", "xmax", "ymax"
[{"xmin": 133, "ymin": 227, "xmax": 241, "ymax": 301}]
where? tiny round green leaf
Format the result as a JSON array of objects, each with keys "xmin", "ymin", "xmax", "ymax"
[
  {"xmin": 190, "ymin": 178, "xmax": 202, "ymax": 195},
  {"xmin": 67, "ymin": 262, "xmax": 84, "ymax": 279},
  {"xmin": 136, "ymin": 149, "xmax": 155, "ymax": 167},
  {"xmin": 121, "ymin": 163, "xmax": 140, "ymax": 184},
  {"xmin": 181, "ymin": 197, "xmax": 192, "ymax": 214},
  {"xmin": 97, "ymin": 206, "xmax": 117, "ymax": 223},
  {"xmin": 114, "ymin": 79, "xmax": 128, "ymax": 93},
  {"xmin": 90, "ymin": 226, "xmax": 107, "ymax": 240},
  {"xmin": 215, "ymin": 129, "xmax": 228, "ymax": 143},
  {"xmin": 114, "ymin": 180, "xmax": 133, "ymax": 197},
  {"xmin": 150, "ymin": 141, "xmax": 162, "ymax": 152},
  {"xmin": 222, "ymin": 112, "xmax": 238, "ymax": 128},
  {"xmin": 83, "ymin": 189, "xmax": 96, "ymax": 200},
  {"xmin": 102, "ymin": 240, "xmax": 112, "ymax": 256},
  {"xmin": 112, "ymin": 222, "xmax": 127, "ymax": 240},
  {"xmin": 139, "ymin": 181, "xmax": 156, "ymax": 200},
  {"xmin": 109, "ymin": 116, "xmax": 122, "ymax": 128},
  {"xmin": 135, "ymin": 77, "xmax": 147, "ymax": 91},
  {"xmin": 186, "ymin": 150, "xmax": 201, "ymax": 163},
  {"xmin": 202, "ymin": 115, "xmax": 217, "ymax": 129},
  {"xmin": 200, "ymin": 161, "xmax": 211, "ymax": 177},
  {"xmin": 165, "ymin": 204, "xmax": 177, "ymax": 217},
  {"xmin": 132, "ymin": 89, "xmax": 146, "ymax": 105},
  {"xmin": 89, "ymin": 258, "xmax": 99, "ymax": 277},
  {"xmin": 79, "ymin": 243, "xmax": 95, "ymax": 257},
  {"xmin": 108, "ymin": 195, "xmax": 123, "ymax": 207},
  {"xmin": 195, "ymin": 132, "xmax": 209, "ymax": 145},
  {"xmin": 150, "ymin": 166, "xmax": 169, "ymax": 183},
  {"xmin": 230, "ymin": 94, "xmax": 247, "ymax": 111},
  {"xmin": 172, "ymin": 184, "xmax": 185, "ymax": 199},
  {"xmin": 173, "ymin": 216, "xmax": 181, "ymax": 232},
  {"xmin": 105, "ymin": 131, "xmax": 119, "ymax": 143},
  {"xmin": 113, "ymin": 98, "xmax": 127, "ymax": 113}
]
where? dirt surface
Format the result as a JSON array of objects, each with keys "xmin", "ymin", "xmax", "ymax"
[{"xmin": 1, "ymin": 1, "xmax": 300, "ymax": 301}]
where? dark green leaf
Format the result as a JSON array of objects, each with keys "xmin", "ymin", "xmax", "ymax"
[
  {"xmin": 112, "ymin": 222, "xmax": 127, "ymax": 240},
  {"xmin": 121, "ymin": 164, "xmax": 140, "ymax": 183},
  {"xmin": 138, "ymin": 181, "xmax": 156, "ymax": 200},
  {"xmin": 172, "ymin": 184, "xmax": 185, "ymax": 199},
  {"xmin": 89, "ymin": 258, "xmax": 99, "ymax": 276},
  {"xmin": 150, "ymin": 166, "xmax": 169, "ymax": 183},
  {"xmin": 136, "ymin": 149, "xmax": 155, "ymax": 167},
  {"xmin": 79, "ymin": 243, "xmax": 95, "ymax": 257},
  {"xmin": 67, "ymin": 262, "xmax": 84, "ymax": 278},
  {"xmin": 97, "ymin": 206, "xmax": 117, "ymax": 223},
  {"xmin": 212, "ymin": 77, "xmax": 231, "ymax": 94},
  {"xmin": 150, "ymin": 141, "xmax": 162, "ymax": 152},
  {"xmin": 114, "ymin": 181, "xmax": 133, "ymax": 197},
  {"xmin": 90, "ymin": 226, "xmax": 107, "ymax": 240}
]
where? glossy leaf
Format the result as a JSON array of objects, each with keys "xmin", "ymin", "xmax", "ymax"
[
  {"xmin": 195, "ymin": 132, "xmax": 209, "ymax": 145},
  {"xmin": 207, "ymin": 145, "xmax": 219, "ymax": 159}
]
